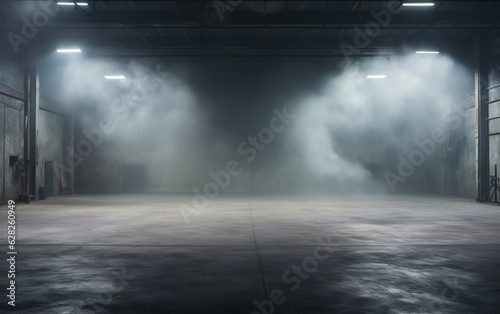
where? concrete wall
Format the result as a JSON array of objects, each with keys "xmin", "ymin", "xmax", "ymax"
[
  {"xmin": 35, "ymin": 101, "xmax": 65, "ymax": 196},
  {"xmin": 456, "ymin": 96, "xmax": 477, "ymax": 198},
  {"xmin": 450, "ymin": 36, "xmax": 500, "ymax": 199},
  {"xmin": 489, "ymin": 55, "xmax": 500, "ymax": 187},
  {"xmin": 0, "ymin": 48, "xmax": 25, "ymax": 204},
  {"xmin": 74, "ymin": 127, "xmax": 252, "ymax": 194},
  {"xmin": 0, "ymin": 98, "xmax": 66, "ymax": 203},
  {"xmin": 69, "ymin": 57, "xmax": 471, "ymax": 196},
  {"xmin": 2, "ymin": 105, "xmax": 26, "ymax": 202},
  {"xmin": 0, "ymin": 49, "xmax": 66, "ymax": 204}
]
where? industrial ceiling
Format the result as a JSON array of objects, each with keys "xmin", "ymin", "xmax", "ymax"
[{"xmin": 1, "ymin": 1, "xmax": 499, "ymax": 59}]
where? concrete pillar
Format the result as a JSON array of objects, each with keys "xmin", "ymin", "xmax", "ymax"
[
  {"xmin": 22, "ymin": 50, "xmax": 30, "ymax": 201},
  {"xmin": 476, "ymin": 34, "xmax": 489, "ymax": 200},
  {"xmin": 29, "ymin": 62, "xmax": 39, "ymax": 197}
]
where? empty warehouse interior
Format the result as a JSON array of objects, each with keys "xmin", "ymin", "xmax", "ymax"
[{"xmin": 1, "ymin": 0, "xmax": 500, "ymax": 313}]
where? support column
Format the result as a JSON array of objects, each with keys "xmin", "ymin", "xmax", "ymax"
[
  {"xmin": 21, "ymin": 46, "xmax": 39, "ymax": 201},
  {"xmin": 64, "ymin": 106, "xmax": 75, "ymax": 194},
  {"xmin": 22, "ymin": 50, "xmax": 30, "ymax": 201},
  {"xmin": 28, "ymin": 62, "xmax": 38, "ymax": 197},
  {"xmin": 476, "ymin": 34, "xmax": 489, "ymax": 200}
]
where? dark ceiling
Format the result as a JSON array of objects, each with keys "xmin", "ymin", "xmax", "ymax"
[{"xmin": 1, "ymin": 1, "xmax": 500, "ymax": 59}]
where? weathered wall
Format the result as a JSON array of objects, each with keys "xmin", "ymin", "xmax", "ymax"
[
  {"xmin": 74, "ymin": 125, "xmax": 253, "ymax": 194},
  {"xmin": 449, "ymin": 36, "xmax": 500, "ymax": 199},
  {"xmin": 0, "ymin": 50, "xmax": 66, "ymax": 204},
  {"xmin": 0, "ymin": 47, "xmax": 25, "ymax": 204},
  {"xmin": 455, "ymin": 95, "xmax": 477, "ymax": 198},
  {"xmin": 488, "ymin": 54, "xmax": 500, "ymax": 189},
  {"xmin": 2, "ymin": 106, "xmax": 25, "ymax": 202},
  {"xmin": 35, "ymin": 100, "xmax": 65, "ymax": 196},
  {"xmin": 70, "ymin": 57, "xmax": 466, "ymax": 195}
]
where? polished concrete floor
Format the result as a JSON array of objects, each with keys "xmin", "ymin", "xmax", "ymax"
[{"xmin": 1, "ymin": 194, "xmax": 499, "ymax": 313}]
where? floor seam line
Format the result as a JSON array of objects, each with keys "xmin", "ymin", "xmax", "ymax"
[{"xmin": 246, "ymin": 195, "xmax": 269, "ymax": 302}]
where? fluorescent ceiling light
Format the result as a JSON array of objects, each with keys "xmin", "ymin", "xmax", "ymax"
[
  {"xmin": 57, "ymin": 48, "xmax": 81, "ymax": 53},
  {"xmin": 416, "ymin": 51, "xmax": 439, "ymax": 54},
  {"xmin": 57, "ymin": 2, "xmax": 89, "ymax": 5},
  {"xmin": 105, "ymin": 75, "xmax": 126, "ymax": 80},
  {"xmin": 403, "ymin": 3, "xmax": 434, "ymax": 6},
  {"xmin": 367, "ymin": 75, "xmax": 387, "ymax": 79}
]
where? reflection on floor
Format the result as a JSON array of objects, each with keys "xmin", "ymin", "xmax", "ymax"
[{"xmin": 1, "ymin": 194, "xmax": 499, "ymax": 313}]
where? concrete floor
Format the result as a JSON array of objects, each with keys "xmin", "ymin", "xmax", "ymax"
[{"xmin": 1, "ymin": 194, "xmax": 500, "ymax": 313}]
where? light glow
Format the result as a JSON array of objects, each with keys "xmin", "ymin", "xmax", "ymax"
[
  {"xmin": 57, "ymin": 48, "xmax": 82, "ymax": 53},
  {"xmin": 104, "ymin": 75, "xmax": 127, "ymax": 80},
  {"xmin": 366, "ymin": 75, "xmax": 387, "ymax": 79},
  {"xmin": 416, "ymin": 51, "xmax": 440, "ymax": 54},
  {"xmin": 403, "ymin": 3, "xmax": 434, "ymax": 6},
  {"xmin": 57, "ymin": 2, "xmax": 89, "ymax": 6}
]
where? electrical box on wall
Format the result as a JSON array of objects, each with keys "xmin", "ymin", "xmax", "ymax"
[{"xmin": 9, "ymin": 156, "xmax": 18, "ymax": 167}]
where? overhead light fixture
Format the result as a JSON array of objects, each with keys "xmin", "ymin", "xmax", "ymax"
[
  {"xmin": 57, "ymin": 48, "xmax": 82, "ymax": 53},
  {"xmin": 403, "ymin": 3, "xmax": 434, "ymax": 6},
  {"xmin": 57, "ymin": 2, "xmax": 89, "ymax": 5},
  {"xmin": 105, "ymin": 75, "xmax": 127, "ymax": 80},
  {"xmin": 367, "ymin": 75, "xmax": 387, "ymax": 79},
  {"xmin": 416, "ymin": 51, "xmax": 439, "ymax": 54}
]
